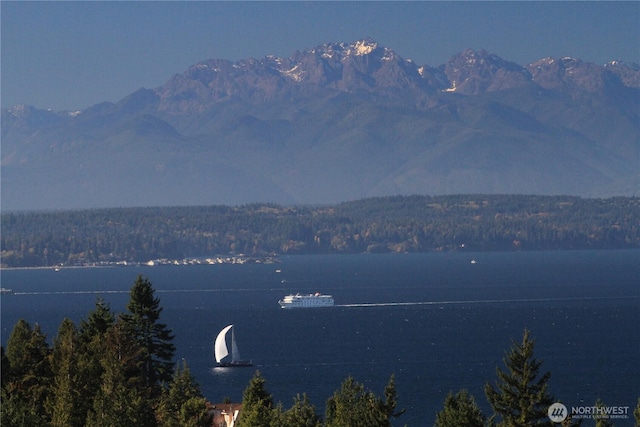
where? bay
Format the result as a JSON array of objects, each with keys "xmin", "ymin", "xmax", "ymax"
[{"xmin": 1, "ymin": 250, "xmax": 639, "ymax": 426}]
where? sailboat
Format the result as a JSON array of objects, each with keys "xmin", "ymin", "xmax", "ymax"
[{"xmin": 214, "ymin": 324, "xmax": 252, "ymax": 367}]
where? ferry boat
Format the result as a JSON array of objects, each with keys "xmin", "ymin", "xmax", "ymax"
[{"xmin": 278, "ymin": 292, "xmax": 334, "ymax": 309}]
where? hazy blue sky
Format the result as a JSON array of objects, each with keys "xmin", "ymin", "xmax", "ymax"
[{"xmin": 2, "ymin": 1, "xmax": 638, "ymax": 111}]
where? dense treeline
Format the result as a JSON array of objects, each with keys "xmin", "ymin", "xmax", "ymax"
[
  {"xmin": 4, "ymin": 277, "xmax": 639, "ymax": 426},
  {"xmin": 1, "ymin": 276, "xmax": 205, "ymax": 427},
  {"xmin": 2, "ymin": 195, "xmax": 639, "ymax": 267}
]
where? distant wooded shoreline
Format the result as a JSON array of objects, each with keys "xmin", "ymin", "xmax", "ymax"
[{"xmin": 2, "ymin": 195, "xmax": 638, "ymax": 268}]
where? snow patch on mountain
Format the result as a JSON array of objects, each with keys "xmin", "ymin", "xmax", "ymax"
[
  {"xmin": 353, "ymin": 39, "xmax": 377, "ymax": 56},
  {"xmin": 282, "ymin": 64, "xmax": 305, "ymax": 82},
  {"xmin": 9, "ymin": 104, "xmax": 30, "ymax": 117}
]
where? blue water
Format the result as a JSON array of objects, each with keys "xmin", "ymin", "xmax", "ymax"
[{"xmin": 1, "ymin": 250, "xmax": 639, "ymax": 426}]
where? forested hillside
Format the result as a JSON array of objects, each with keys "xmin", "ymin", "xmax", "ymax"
[{"xmin": 2, "ymin": 195, "xmax": 638, "ymax": 268}]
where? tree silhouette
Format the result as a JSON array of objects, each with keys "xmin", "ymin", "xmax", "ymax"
[
  {"xmin": 484, "ymin": 329, "xmax": 554, "ymax": 426},
  {"xmin": 121, "ymin": 275, "xmax": 175, "ymax": 396},
  {"xmin": 281, "ymin": 393, "xmax": 322, "ymax": 427},
  {"xmin": 325, "ymin": 375, "xmax": 401, "ymax": 427},
  {"xmin": 236, "ymin": 371, "xmax": 277, "ymax": 427},
  {"xmin": 434, "ymin": 389, "xmax": 485, "ymax": 427}
]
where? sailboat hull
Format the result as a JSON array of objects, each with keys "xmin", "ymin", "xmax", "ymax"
[{"xmin": 217, "ymin": 360, "xmax": 253, "ymax": 368}]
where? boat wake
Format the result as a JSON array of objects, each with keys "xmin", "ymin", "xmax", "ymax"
[
  {"xmin": 10, "ymin": 290, "xmax": 129, "ymax": 296},
  {"xmin": 8, "ymin": 287, "xmax": 294, "ymax": 296},
  {"xmin": 337, "ymin": 295, "xmax": 637, "ymax": 307}
]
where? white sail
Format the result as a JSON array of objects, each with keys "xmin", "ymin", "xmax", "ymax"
[
  {"xmin": 231, "ymin": 328, "xmax": 242, "ymax": 363},
  {"xmin": 214, "ymin": 325, "xmax": 233, "ymax": 363}
]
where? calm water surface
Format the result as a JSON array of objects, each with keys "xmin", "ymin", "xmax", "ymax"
[{"xmin": 1, "ymin": 250, "xmax": 638, "ymax": 426}]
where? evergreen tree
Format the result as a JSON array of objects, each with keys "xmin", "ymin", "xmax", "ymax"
[
  {"xmin": 48, "ymin": 318, "xmax": 85, "ymax": 427},
  {"xmin": 325, "ymin": 376, "xmax": 369, "ymax": 427},
  {"xmin": 484, "ymin": 329, "xmax": 554, "ymax": 427},
  {"xmin": 157, "ymin": 359, "xmax": 210, "ymax": 427},
  {"xmin": 77, "ymin": 298, "xmax": 117, "ymax": 421},
  {"xmin": 121, "ymin": 275, "xmax": 175, "ymax": 397},
  {"xmin": 80, "ymin": 297, "xmax": 115, "ymax": 342},
  {"xmin": 86, "ymin": 319, "xmax": 155, "ymax": 427},
  {"xmin": 1, "ymin": 346, "xmax": 10, "ymax": 389},
  {"xmin": 176, "ymin": 397, "xmax": 211, "ymax": 427},
  {"xmin": 382, "ymin": 374, "xmax": 405, "ymax": 420},
  {"xmin": 434, "ymin": 389, "xmax": 485, "ymax": 427},
  {"xmin": 236, "ymin": 370, "xmax": 277, "ymax": 427},
  {"xmin": 1, "ymin": 388, "xmax": 44, "ymax": 427},
  {"xmin": 5, "ymin": 319, "xmax": 34, "ymax": 380},
  {"xmin": 592, "ymin": 400, "xmax": 614, "ymax": 427},
  {"xmin": 281, "ymin": 393, "xmax": 322, "ymax": 427},
  {"xmin": 2, "ymin": 320, "xmax": 52, "ymax": 425},
  {"xmin": 325, "ymin": 376, "xmax": 398, "ymax": 427}
]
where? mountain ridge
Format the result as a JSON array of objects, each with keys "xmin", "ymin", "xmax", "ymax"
[{"xmin": 2, "ymin": 39, "xmax": 639, "ymax": 210}]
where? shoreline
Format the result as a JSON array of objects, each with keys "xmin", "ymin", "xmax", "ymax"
[
  {"xmin": 1, "ymin": 255, "xmax": 281, "ymax": 271},
  {"xmin": 2, "ymin": 248, "xmax": 638, "ymax": 271},
  {"xmin": 1, "ymin": 265, "xmax": 113, "ymax": 271}
]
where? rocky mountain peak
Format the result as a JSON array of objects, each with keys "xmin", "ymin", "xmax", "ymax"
[
  {"xmin": 604, "ymin": 60, "xmax": 640, "ymax": 88},
  {"xmin": 527, "ymin": 56, "xmax": 628, "ymax": 96},
  {"xmin": 2, "ymin": 40, "xmax": 638, "ymax": 210},
  {"xmin": 442, "ymin": 49, "xmax": 531, "ymax": 94},
  {"xmin": 302, "ymin": 38, "xmax": 389, "ymax": 60},
  {"xmin": 351, "ymin": 38, "xmax": 379, "ymax": 56},
  {"xmin": 8, "ymin": 104, "xmax": 37, "ymax": 118},
  {"xmin": 154, "ymin": 39, "xmax": 429, "ymax": 113}
]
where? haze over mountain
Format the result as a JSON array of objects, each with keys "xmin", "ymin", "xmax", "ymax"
[{"xmin": 2, "ymin": 39, "xmax": 638, "ymax": 211}]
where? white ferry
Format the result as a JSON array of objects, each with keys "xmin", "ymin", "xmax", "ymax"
[{"xmin": 278, "ymin": 292, "xmax": 334, "ymax": 309}]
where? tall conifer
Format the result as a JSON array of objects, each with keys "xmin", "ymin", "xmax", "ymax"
[
  {"xmin": 86, "ymin": 318, "xmax": 154, "ymax": 427},
  {"xmin": 2, "ymin": 320, "xmax": 52, "ymax": 426},
  {"xmin": 282, "ymin": 393, "xmax": 322, "ymax": 427},
  {"xmin": 76, "ymin": 298, "xmax": 117, "ymax": 423},
  {"xmin": 484, "ymin": 329, "xmax": 554, "ymax": 426},
  {"xmin": 121, "ymin": 275, "xmax": 175, "ymax": 396},
  {"xmin": 48, "ymin": 318, "xmax": 85, "ymax": 427},
  {"xmin": 0, "ymin": 346, "xmax": 9, "ymax": 389},
  {"xmin": 434, "ymin": 389, "xmax": 485, "ymax": 427},
  {"xmin": 157, "ymin": 359, "xmax": 210, "ymax": 427},
  {"xmin": 236, "ymin": 371, "xmax": 277, "ymax": 427},
  {"xmin": 80, "ymin": 298, "xmax": 115, "ymax": 342},
  {"xmin": 325, "ymin": 376, "xmax": 399, "ymax": 427}
]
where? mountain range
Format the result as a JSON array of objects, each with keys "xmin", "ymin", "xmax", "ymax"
[{"xmin": 2, "ymin": 39, "xmax": 639, "ymax": 210}]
